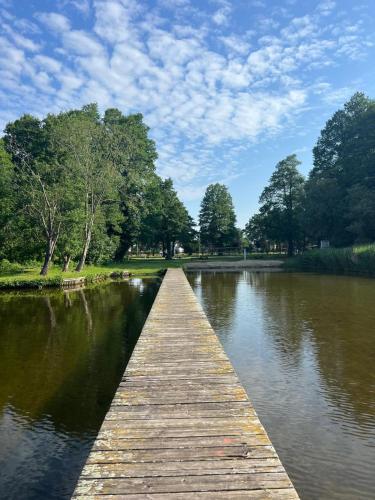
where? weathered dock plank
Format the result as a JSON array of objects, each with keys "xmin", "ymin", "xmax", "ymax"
[{"xmin": 72, "ymin": 268, "xmax": 299, "ymax": 499}]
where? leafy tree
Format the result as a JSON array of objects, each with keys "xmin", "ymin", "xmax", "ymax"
[
  {"xmin": 305, "ymin": 92, "xmax": 373, "ymax": 245},
  {"xmin": 4, "ymin": 115, "xmax": 72, "ymax": 275},
  {"xmin": 0, "ymin": 140, "xmax": 15, "ymax": 260},
  {"xmin": 51, "ymin": 105, "xmax": 122, "ymax": 271},
  {"xmin": 0, "ymin": 104, "xmax": 195, "ymax": 269},
  {"xmin": 199, "ymin": 183, "xmax": 237, "ymax": 252},
  {"xmin": 244, "ymin": 213, "xmax": 268, "ymax": 252},
  {"xmin": 139, "ymin": 178, "xmax": 195, "ymax": 258},
  {"xmin": 103, "ymin": 110, "xmax": 157, "ymax": 258},
  {"xmin": 256, "ymin": 154, "xmax": 305, "ymax": 256},
  {"xmin": 339, "ymin": 103, "xmax": 375, "ymax": 242}
]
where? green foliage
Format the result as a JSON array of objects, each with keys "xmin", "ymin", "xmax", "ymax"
[
  {"xmin": 0, "ymin": 140, "xmax": 16, "ymax": 259},
  {"xmin": 0, "ymin": 259, "xmax": 24, "ymax": 275},
  {"xmin": 286, "ymin": 245, "xmax": 375, "ymax": 277},
  {"xmin": 199, "ymin": 183, "xmax": 238, "ymax": 251},
  {"xmin": 305, "ymin": 92, "xmax": 375, "ymax": 245},
  {"xmin": 0, "ymin": 104, "xmax": 196, "ymax": 275},
  {"xmin": 140, "ymin": 178, "xmax": 196, "ymax": 259},
  {"xmin": 248, "ymin": 92, "xmax": 375, "ymax": 260},
  {"xmin": 246, "ymin": 155, "xmax": 305, "ymax": 256}
]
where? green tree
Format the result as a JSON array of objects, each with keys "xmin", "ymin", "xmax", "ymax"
[
  {"xmin": 199, "ymin": 183, "xmax": 237, "ymax": 252},
  {"xmin": 244, "ymin": 213, "xmax": 268, "ymax": 252},
  {"xmin": 257, "ymin": 154, "xmax": 305, "ymax": 256},
  {"xmin": 0, "ymin": 139, "xmax": 17, "ymax": 260},
  {"xmin": 339, "ymin": 103, "xmax": 375, "ymax": 242},
  {"xmin": 4, "ymin": 115, "xmax": 73, "ymax": 275},
  {"xmin": 51, "ymin": 105, "xmax": 122, "ymax": 272},
  {"xmin": 305, "ymin": 92, "xmax": 373, "ymax": 245},
  {"xmin": 139, "ymin": 178, "xmax": 195, "ymax": 258},
  {"xmin": 103, "ymin": 110, "xmax": 157, "ymax": 258}
]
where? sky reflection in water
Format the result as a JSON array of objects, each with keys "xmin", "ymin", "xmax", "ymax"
[{"xmin": 188, "ymin": 271, "xmax": 375, "ymax": 500}]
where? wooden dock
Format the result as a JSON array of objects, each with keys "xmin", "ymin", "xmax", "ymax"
[{"xmin": 73, "ymin": 268, "xmax": 299, "ymax": 499}]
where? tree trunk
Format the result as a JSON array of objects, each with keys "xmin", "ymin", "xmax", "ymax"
[
  {"xmin": 76, "ymin": 226, "xmax": 92, "ymax": 272},
  {"xmin": 40, "ymin": 237, "xmax": 57, "ymax": 276},
  {"xmin": 40, "ymin": 253, "xmax": 51, "ymax": 276},
  {"xmin": 62, "ymin": 254, "xmax": 71, "ymax": 272},
  {"xmin": 287, "ymin": 239, "xmax": 294, "ymax": 257},
  {"xmin": 165, "ymin": 240, "xmax": 172, "ymax": 260}
]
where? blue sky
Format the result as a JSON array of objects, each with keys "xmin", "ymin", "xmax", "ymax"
[{"xmin": 1, "ymin": 0, "xmax": 375, "ymax": 226}]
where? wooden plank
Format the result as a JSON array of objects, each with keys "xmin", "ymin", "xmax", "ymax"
[
  {"xmin": 74, "ymin": 490, "xmax": 299, "ymax": 500},
  {"xmin": 74, "ymin": 473, "xmax": 294, "ymax": 495},
  {"xmin": 85, "ymin": 446, "xmax": 278, "ymax": 464},
  {"xmin": 72, "ymin": 268, "xmax": 299, "ymax": 498},
  {"xmin": 92, "ymin": 434, "xmax": 270, "ymax": 450}
]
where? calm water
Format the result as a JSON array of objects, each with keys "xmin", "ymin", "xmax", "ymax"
[
  {"xmin": 0, "ymin": 279, "xmax": 159, "ymax": 499},
  {"xmin": 188, "ymin": 271, "xmax": 375, "ymax": 500}
]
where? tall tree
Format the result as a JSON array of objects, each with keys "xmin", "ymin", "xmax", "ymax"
[
  {"xmin": 339, "ymin": 103, "xmax": 375, "ymax": 242},
  {"xmin": 244, "ymin": 213, "xmax": 268, "ymax": 252},
  {"xmin": 0, "ymin": 139, "xmax": 15, "ymax": 260},
  {"xmin": 199, "ymin": 184, "xmax": 237, "ymax": 252},
  {"xmin": 305, "ymin": 92, "xmax": 373, "ymax": 245},
  {"xmin": 139, "ymin": 178, "xmax": 195, "ymax": 258},
  {"xmin": 257, "ymin": 154, "xmax": 305, "ymax": 256},
  {"xmin": 103, "ymin": 110, "xmax": 157, "ymax": 258},
  {"xmin": 4, "ymin": 115, "xmax": 71, "ymax": 275},
  {"xmin": 51, "ymin": 105, "xmax": 122, "ymax": 272}
]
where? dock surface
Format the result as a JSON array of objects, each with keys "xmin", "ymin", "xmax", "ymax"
[{"xmin": 73, "ymin": 268, "xmax": 299, "ymax": 499}]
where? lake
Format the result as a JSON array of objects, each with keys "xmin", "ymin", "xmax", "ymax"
[
  {"xmin": 188, "ymin": 271, "xmax": 375, "ymax": 500},
  {"xmin": 0, "ymin": 279, "xmax": 159, "ymax": 499}
]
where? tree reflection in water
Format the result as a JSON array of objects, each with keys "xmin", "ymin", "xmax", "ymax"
[{"xmin": 0, "ymin": 279, "xmax": 159, "ymax": 499}]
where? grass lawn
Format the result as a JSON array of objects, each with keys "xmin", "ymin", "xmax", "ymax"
[{"xmin": 0, "ymin": 259, "xmax": 182, "ymax": 289}]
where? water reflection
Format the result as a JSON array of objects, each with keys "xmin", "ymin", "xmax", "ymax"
[
  {"xmin": 189, "ymin": 271, "xmax": 375, "ymax": 500},
  {"xmin": 0, "ymin": 279, "xmax": 159, "ymax": 499},
  {"xmin": 191, "ymin": 271, "xmax": 239, "ymax": 335}
]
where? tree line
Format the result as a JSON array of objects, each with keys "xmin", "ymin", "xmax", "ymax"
[
  {"xmin": 245, "ymin": 92, "xmax": 375, "ymax": 255},
  {"xmin": 0, "ymin": 104, "xmax": 195, "ymax": 275},
  {"xmin": 1, "ymin": 92, "xmax": 373, "ymax": 273}
]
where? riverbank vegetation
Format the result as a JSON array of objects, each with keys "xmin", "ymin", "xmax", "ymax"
[
  {"xmin": 0, "ymin": 259, "xmax": 181, "ymax": 289},
  {"xmin": 245, "ymin": 92, "xmax": 375, "ymax": 259},
  {"xmin": 0, "ymin": 105, "xmax": 195, "ymax": 276},
  {"xmin": 1, "ymin": 92, "xmax": 375, "ymax": 285},
  {"xmin": 286, "ymin": 244, "xmax": 375, "ymax": 277}
]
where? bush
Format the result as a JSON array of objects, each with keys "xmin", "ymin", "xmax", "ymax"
[{"xmin": 0, "ymin": 259, "xmax": 24, "ymax": 275}]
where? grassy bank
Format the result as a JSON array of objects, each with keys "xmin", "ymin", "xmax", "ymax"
[
  {"xmin": 0, "ymin": 259, "xmax": 185, "ymax": 290},
  {"xmin": 286, "ymin": 244, "xmax": 375, "ymax": 277},
  {"xmin": 0, "ymin": 255, "xmax": 250, "ymax": 290},
  {"xmin": 0, "ymin": 253, "xmax": 288, "ymax": 290}
]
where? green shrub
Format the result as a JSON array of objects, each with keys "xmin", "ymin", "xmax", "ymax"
[{"xmin": 0, "ymin": 259, "xmax": 24, "ymax": 275}]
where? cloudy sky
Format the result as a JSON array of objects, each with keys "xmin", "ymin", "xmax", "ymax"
[{"xmin": 1, "ymin": 0, "xmax": 374, "ymax": 225}]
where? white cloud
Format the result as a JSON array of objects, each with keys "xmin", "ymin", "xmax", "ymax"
[
  {"xmin": 63, "ymin": 30, "xmax": 105, "ymax": 55},
  {"xmin": 212, "ymin": 3, "xmax": 231, "ymax": 26},
  {"xmin": 60, "ymin": 0, "xmax": 91, "ymax": 15},
  {"xmin": 220, "ymin": 35, "xmax": 251, "ymax": 55},
  {"xmin": 0, "ymin": 0, "xmax": 373, "ymax": 201},
  {"xmin": 34, "ymin": 55, "xmax": 62, "ymax": 73},
  {"xmin": 37, "ymin": 12, "xmax": 71, "ymax": 32},
  {"xmin": 2, "ymin": 25, "xmax": 41, "ymax": 51},
  {"xmin": 317, "ymin": 0, "xmax": 336, "ymax": 15}
]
